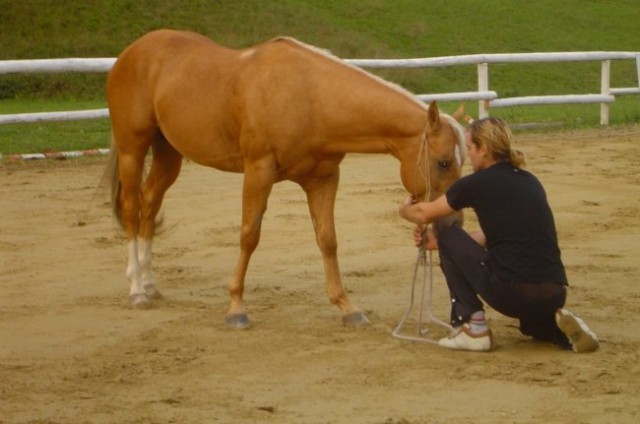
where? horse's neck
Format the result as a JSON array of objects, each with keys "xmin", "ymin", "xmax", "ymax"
[{"xmin": 320, "ymin": 136, "xmax": 395, "ymax": 155}]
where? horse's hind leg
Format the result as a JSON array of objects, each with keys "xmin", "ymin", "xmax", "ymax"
[
  {"xmin": 116, "ymin": 129, "xmax": 182, "ymax": 307},
  {"xmin": 116, "ymin": 142, "xmax": 149, "ymax": 307},
  {"xmin": 136, "ymin": 137, "xmax": 183, "ymax": 302}
]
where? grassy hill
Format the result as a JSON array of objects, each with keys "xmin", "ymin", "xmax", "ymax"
[
  {"xmin": 2, "ymin": 1, "xmax": 639, "ymax": 57},
  {"xmin": 0, "ymin": 0, "xmax": 639, "ymax": 153}
]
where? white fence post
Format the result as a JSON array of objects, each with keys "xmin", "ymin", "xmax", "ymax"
[
  {"xmin": 477, "ymin": 63, "xmax": 489, "ymax": 119},
  {"xmin": 600, "ymin": 60, "xmax": 611, "ymax": 126},
  {"xmin": 636, "ymin": 54, "xmax": 640, "ymax": 88}
]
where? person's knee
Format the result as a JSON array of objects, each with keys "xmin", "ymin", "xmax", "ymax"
[{"xmin": 436, "ymin": 224, "xmax": 463, "ymax": 251}]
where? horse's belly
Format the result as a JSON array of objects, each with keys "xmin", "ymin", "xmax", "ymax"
[
  {"xmin": 163, "ymin": 129, "xmax": 244, "ymax": 172},
  {"xmin": 182, "ymin": 143, "xmax": 244, "ymax": 172},
  {"xmin": 157, "ymin": 104, "xmax": 244, "ymax": 172},
  {"xmin": 191, "ymin": 153, "xmax": 244, "ymax": 173}
]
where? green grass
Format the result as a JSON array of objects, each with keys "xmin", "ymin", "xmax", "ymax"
[
  {"xmin": 0, "ymin": 99, "xmax": 110, "ymax": 154},
  {"xmin": 0, "ymin": 119, "xmax": 110, "ymax": 155},
  {"xmin": 1, "ymin": 0, "xmax": 639, "ymax": 154}
]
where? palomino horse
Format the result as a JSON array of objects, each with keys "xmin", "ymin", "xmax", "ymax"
[{"xmin": 105, "ymin": 29, "xmax": 465, "ymax": 328}]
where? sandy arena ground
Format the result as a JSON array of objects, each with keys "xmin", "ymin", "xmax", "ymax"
[{"xmin": 1, "ymin": 126, "xmax": 639, "ymax": 424}]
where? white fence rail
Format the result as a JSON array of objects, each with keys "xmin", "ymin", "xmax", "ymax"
[{"xmin": 1, "ymin": 52, "xmax": 639, "ymax": 126}]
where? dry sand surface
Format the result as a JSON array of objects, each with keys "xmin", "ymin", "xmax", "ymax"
[{"xmin": 1, "ymin": 126, "xmax": 639, "ymax": 424}]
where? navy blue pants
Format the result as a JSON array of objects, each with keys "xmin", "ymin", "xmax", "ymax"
[{"xmin": 437, "ymin": 225, "xmax": 570, "ymax": 348}]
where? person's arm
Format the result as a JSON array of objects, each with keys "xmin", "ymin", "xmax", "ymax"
[{"xmin": 399, "ymin": 194, "xmax": 456, "ymax": 225}]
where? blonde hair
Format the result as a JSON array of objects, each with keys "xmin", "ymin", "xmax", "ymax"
[{"xmin": 468, "ymin": 117, "xmax": 526, "ymax": 168}]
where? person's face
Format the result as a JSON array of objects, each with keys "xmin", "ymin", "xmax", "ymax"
[{"xmin": 465, "ymin": 131, "xmax": 489, "ymax": 172}]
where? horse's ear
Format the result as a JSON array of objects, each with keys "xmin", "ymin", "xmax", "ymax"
[
  {"xmin": 452, "ymin": 103, "xmax": 465, "ymax": 122},
  {"xmin": 427, "ymin": 100, "xmax": 440, "ymax": 131}
]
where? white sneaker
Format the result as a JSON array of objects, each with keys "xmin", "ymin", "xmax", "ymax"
[
  {"xmin": 438, "ymin": 324, "xmax": 493, "ymax": 352},
  {"xmin": 555, "ymin": 309, "xmax": 599, "ymax": 353}
]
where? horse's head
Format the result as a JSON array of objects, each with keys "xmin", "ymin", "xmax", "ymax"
[{"xmin": 399, "ymin": 101, "xmax": 466, "ymax": 230}]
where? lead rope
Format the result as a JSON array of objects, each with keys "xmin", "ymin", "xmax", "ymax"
[{"xmin": 392, "ymin": 133, "xmax": 453, "ymax": 344}]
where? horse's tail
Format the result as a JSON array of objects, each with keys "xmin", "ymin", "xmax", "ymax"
[{"xmin": 104, "ymin": 132, "xmax": 124, "ymax": 228}]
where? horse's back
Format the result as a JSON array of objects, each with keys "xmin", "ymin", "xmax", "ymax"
[
  {"xmin": 107, "ymin": 30, "xmax": 327, "ymax": 169},
  {"xmin": 107, "ymin": 30, "xmax": 247, "ymax": 169},
  {"xmin": 107, "ymin": 29, "xmax": 235, "ymax": 108}
]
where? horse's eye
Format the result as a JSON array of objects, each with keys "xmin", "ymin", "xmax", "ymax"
[{"xmin": 437, "ymin": 160, "xmax": 450, "ymax": 169}]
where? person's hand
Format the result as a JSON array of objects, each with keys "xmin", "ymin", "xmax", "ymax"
[
  {"xmin": 412, "ymin": 225, "xmax": 438, "ymax": 250},
  {"xmin": 423, "ymin": 227, "xmax": 438, "ymax": 250},
  {"xmin": 412, "ymin": 225, "xmax": 423, "ymax": 247},
  {"xmin": 402, "ymin": 194, "xmax": 415, "ymax": 206},
  {"xmin": 399, "ymin": 194, "xmax": 415, "ymax": 220}
]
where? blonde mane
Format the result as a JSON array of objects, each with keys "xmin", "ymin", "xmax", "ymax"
[
  {"xmin": 440, "ymin": 113, "xmax": 467, "ymax": 166},
  {"xmin": 270, "ymin": 37, "xmax": 465, "ymax": 164},
  {"xmin": 270, "ymin": 37, "xmax": 429, "ymax": 112}
]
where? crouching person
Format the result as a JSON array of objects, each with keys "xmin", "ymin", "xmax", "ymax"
[{"xmin": 399, "ymin": 117, "xmax": 599, "ymax": 353}]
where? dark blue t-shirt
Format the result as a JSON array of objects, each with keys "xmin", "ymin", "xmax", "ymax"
[{"xmin": 446, "ymin": 161, "xmax": 568, "ymax": 285}]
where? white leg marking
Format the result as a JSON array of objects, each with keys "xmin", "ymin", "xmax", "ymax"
[
  {"xmin": 138, "ymin": 238, "xmax": 161, "ymax": 298},
  {"xmin": 138, "ymin": 238, "xmax": 153, "ymax": 285},
  {"xmin": 126, "ymin": 239, "xmax": 149, "ymax": 306}
]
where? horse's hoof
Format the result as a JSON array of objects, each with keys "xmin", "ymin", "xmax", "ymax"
[
  {"xmin": 130, "ymin": 293, "xmax": 151, "ymax": 308},
  {"xmin": 342, "ymin": 311, "xmax": 370, "ymax": 326},
  {"xmin": 144, "ymin": 284, "xmax": 163, "ymax": 300},
  {"xmin": 225, "ymin": 313, "xmax": 250, "ymax": 329}
]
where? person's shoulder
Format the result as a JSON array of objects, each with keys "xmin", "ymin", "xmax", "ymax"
[
  {"xmin": 489, "ymin": 162, "xmax": 531, "ymax": 177},
  {"xmin": 511, "ymin": 165, "xmax": 536, "ymax": 179},
  {"xmin": 448, "ymin": 168, "xmax": 483, "ymax": 195},
  {"xmin": 452, "ymin": 171, "xmax": 477, "ymax": 186},
  {"xmin": 489, "ymin": 161, "xmax": 513, "ymax": 171}
]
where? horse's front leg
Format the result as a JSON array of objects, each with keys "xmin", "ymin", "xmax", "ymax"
[
  {"xmin": 302, "ymin": 171, "xmax": 369, "ymax": 326},
  {"xmin": 225, "ymin": 158, "xmax": 276, "ymax": 329}
]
